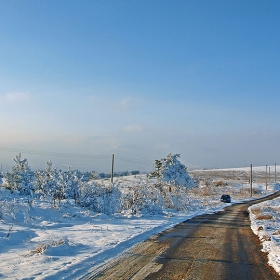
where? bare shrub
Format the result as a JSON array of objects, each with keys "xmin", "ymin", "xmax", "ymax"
[
  {"xmin": 267, "ymin": 206, "xmax": 280, "ymax": 214},
  {"xmin": 51, "ymin": 238, "xmax": 65, "ymax": 247},
  {"xmin": 261, "ymin": 234, "xmax": 271, "ymax": 241},
  {"xmin": 256, "ymin": 214, "xmax": 273, "ymax": 220},
  {"xmin": 199, "ymin": 187, "xmax": 212, "ymax": 196},
  {"xmin": 273, "ymin": 230, "xmax": 280, "ymax": 235},
  {"xmin": 251, "ymin": 207, "xmax": 262, "ymax": 215},
  {"xmin": 204, "ymin": 179, "xmax": 212, "ymax": 188},
  {"xmin": 25, "ymin": 238, "xmax": 66, "ymax": 257},
  {"xmin": 213, "ymin": 180, "xmax": 227, "ymax": 187},
  {"xmin": 27, "ymin": 243, "xmax": 48, "ymax": 256},
  {"xmin": 237, "ymin": 187, "xmax": 251, "ymax": 197}
]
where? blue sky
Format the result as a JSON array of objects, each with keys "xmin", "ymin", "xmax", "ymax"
[{"xmin": 0, "ymin": 0, "xmax": 280, "ymax": 172}]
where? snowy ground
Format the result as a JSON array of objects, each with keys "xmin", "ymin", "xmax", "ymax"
[
  {"xmin": 249, "ymin": 196, "xmax": 280, "ymax": 275},
  {"xmin": 0, "ymin": 170, "xmax": 279, "ymax": 279}
]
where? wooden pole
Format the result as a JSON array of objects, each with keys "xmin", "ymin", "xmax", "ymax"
[
  {"xmin": 250, "ymin": 164, "xmax": 253, "ymax": 197},
  {"xmin": 111, "ymin": 154, "xmax": 114, "ymax": 184},
  {"xmin": 275, "ymin": 163, "xmax": 277, "ymax": 183},
  {"xmin": 266, "ymin": 164, "xmax": 268, "ymax": 190},
  {"xmin": 269, "ymin": 167, "xmax": 271, "ymax": 183}
]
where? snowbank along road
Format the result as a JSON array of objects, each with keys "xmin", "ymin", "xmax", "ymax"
[{"xmin": 84, "ymin": 192, "xmax": 280, "ymax": 280}]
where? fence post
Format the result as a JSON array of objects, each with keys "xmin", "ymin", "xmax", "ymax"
[
  {"xmin": 266, "ymin": 164, "xmax": 268, "ymax": 190},
  {"xmin": 111, "ymin": 154, "xmax": 114, "ymax": 184},
  {"xmin": 275, "ymin": 163, "xmax": 277, "ymax": 183},
  {"xmin": 250, "ymin": 164, "xmax": 253, "ymax": 197}
]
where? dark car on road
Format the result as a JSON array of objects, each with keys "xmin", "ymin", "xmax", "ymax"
[{"xmin": 220, "ymin": 194, "xmax": 231, "ymax": 203}]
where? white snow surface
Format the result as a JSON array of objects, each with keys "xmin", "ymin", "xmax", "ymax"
[
  {"xmin": 0, "ymin": 172, "xmax": 279, "ymax": 279},
  {"xmin": 249, "ymin": 195, "xmax": 280, "ymax": 275},
  {"xmin": 216, "ymin": 165, "xmax": 280, "ymax": 172}
]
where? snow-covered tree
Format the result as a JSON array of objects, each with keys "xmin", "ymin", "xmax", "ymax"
[
  {"xmin": 89, "ymin": 171, "xmax": 99, "ymax": 180},
  {"xmin": 149, "ymin": 159, "xmax": 163, "ymax": 181},
  {"xmin": 34, "ymin": 161, "xmax": 61, "ymax": 205},
  {"xmin": 34, "ymin": 163, "xmax": 84, "ymax": 206},
  {"xmin": 149, "ymin": 153, "xmax": 195, "ymax": 189},
  {"xmin": 57, "ymin": 167, "xmax": 81, "ymax": 203},
  {"xmin": 4, "ymin": 153, "xmax": 35, "ymax": 196},
  {"xmin": 78, "ymin": 181, "xmax": 121, "ymax": 215}
]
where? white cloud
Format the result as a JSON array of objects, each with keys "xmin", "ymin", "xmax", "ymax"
[
  {"xmin": 119, "ymin": 98, "xmax": 134, "ymax": 110},
  {"xmin": 118, "ymin": 97, "xmax": 142, "ymax": 110},
  {"xmin": 87, "ymin": 95, "xmax": 142, "ymax": 113},
  {"xmin": 125, "ymin": 125, "xmax": 143, "ymax": 132},
  {"xmin": 3, "ymin": 92, "xmax": 30, "ymax": 103}
]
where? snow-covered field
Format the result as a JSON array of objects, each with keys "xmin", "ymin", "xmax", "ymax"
[
  {"xmin": 249, "ymin": 196, "xmax": 280, "ymax": 275},
  {"xmin": 0, "ymin": 170, "xmax": 280, "ymax": 279}
]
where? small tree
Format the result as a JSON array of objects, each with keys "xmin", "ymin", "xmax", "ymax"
[
  {"xmin": 5, "ymin": 153, "xmax": 35, "ymax": 196},
  {"xmin": 89, "ymin": 171, "xmax": 99, "ymax": 180},
  {"xmin": 34, "ymin": 161, "xmax": 61, "ymax": 206},
  {"xmin": 149, "ymin": 153, "xmax": 195, "ymax": 189},
  {"xmin": 149, "ymin": 160, "xmax": 163, "ymax": 181},
  {"xmin": 57, "ymin": 167, "xmax": 81, "ymax": 203}
]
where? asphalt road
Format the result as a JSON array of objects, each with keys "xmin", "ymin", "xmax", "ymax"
[{"xmin": 84, "ymin": 192, "xmax": 280, "ymax": 280}]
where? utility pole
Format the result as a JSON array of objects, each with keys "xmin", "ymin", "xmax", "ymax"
[
  {"xmin": 250, "ymin": 164, "xmax": 253, "ymax": 197},
  {"xmin": 275, "ymin": 163, "xmax": 277, "ymax": 183},
  {"xmin": 111, "ymin": 154, "xmax": 114, "ymax": 184},
  {"xmin": 266, "ymin": 164, "xmax": 268, "ymax": 190}
]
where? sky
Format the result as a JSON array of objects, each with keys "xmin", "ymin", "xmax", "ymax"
[{"xmin": 0, "ymin": 0, "xmax": 280, "ymax": 172}]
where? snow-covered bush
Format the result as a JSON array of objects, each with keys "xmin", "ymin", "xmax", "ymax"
[
  {"xmin": 57, "ymin": 168, "xmax": 81, "ymax": 203},
  {"xmin": 94, "ymin": 186, "xmax": 121, "ymax": 215},
  {"xmin": 149, "ymin": 153, "xmax": 195, "ymax": 189},
  {"xmin": 116, "ymin": 181, "xmax": 192, "ymax": 215},
  {"xmin": 118, "ymin": 184, "xmax": 164, "ymax": 215},
  {"xmin": 89, "ymin": 171, "xmax": 100, "ymax": 180},
  {"xmin": 34, "ymin": 163, "xmax": 84, "ymax": 206},
  {"xmin": 78, "ymin": 182, "xmax": 121, "ymax": 215},
  {"xmin": 34, "ymin": 161, "xmax": 61, "ymax": 205},
  {"xmin": 0, "ymin": 198, "xmax": 31, "ymax": 223},
  {"xmin": 1, "ymin": 153, "xmax": 199, "ymax": 216},
  {"xmin": 4, "ymin": 154, "xmax": 35, "ymax": 197}
]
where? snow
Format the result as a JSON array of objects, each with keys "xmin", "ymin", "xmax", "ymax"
[
  {"xmin": 0, "ymin": 172, "xmax": 279, "ymax": 279},
  {"xmin": 249, "ymin": 190, "xmax": 280, "ymax": 275},
  {"xmin": 215, "ymin": 165, "xmax": 280, "ymax": 172}
]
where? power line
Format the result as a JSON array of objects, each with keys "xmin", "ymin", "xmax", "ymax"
[
  {"xmin": 0, "ymin": 146, "xmax": 155, "ymax": 166},
  {"xmin": 117, "ymin": 156, "xmax": 154, "ymax": 165},
  {"xmin": 0, "ymin": 146, "xmax": 111, "ymax": 160}
]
